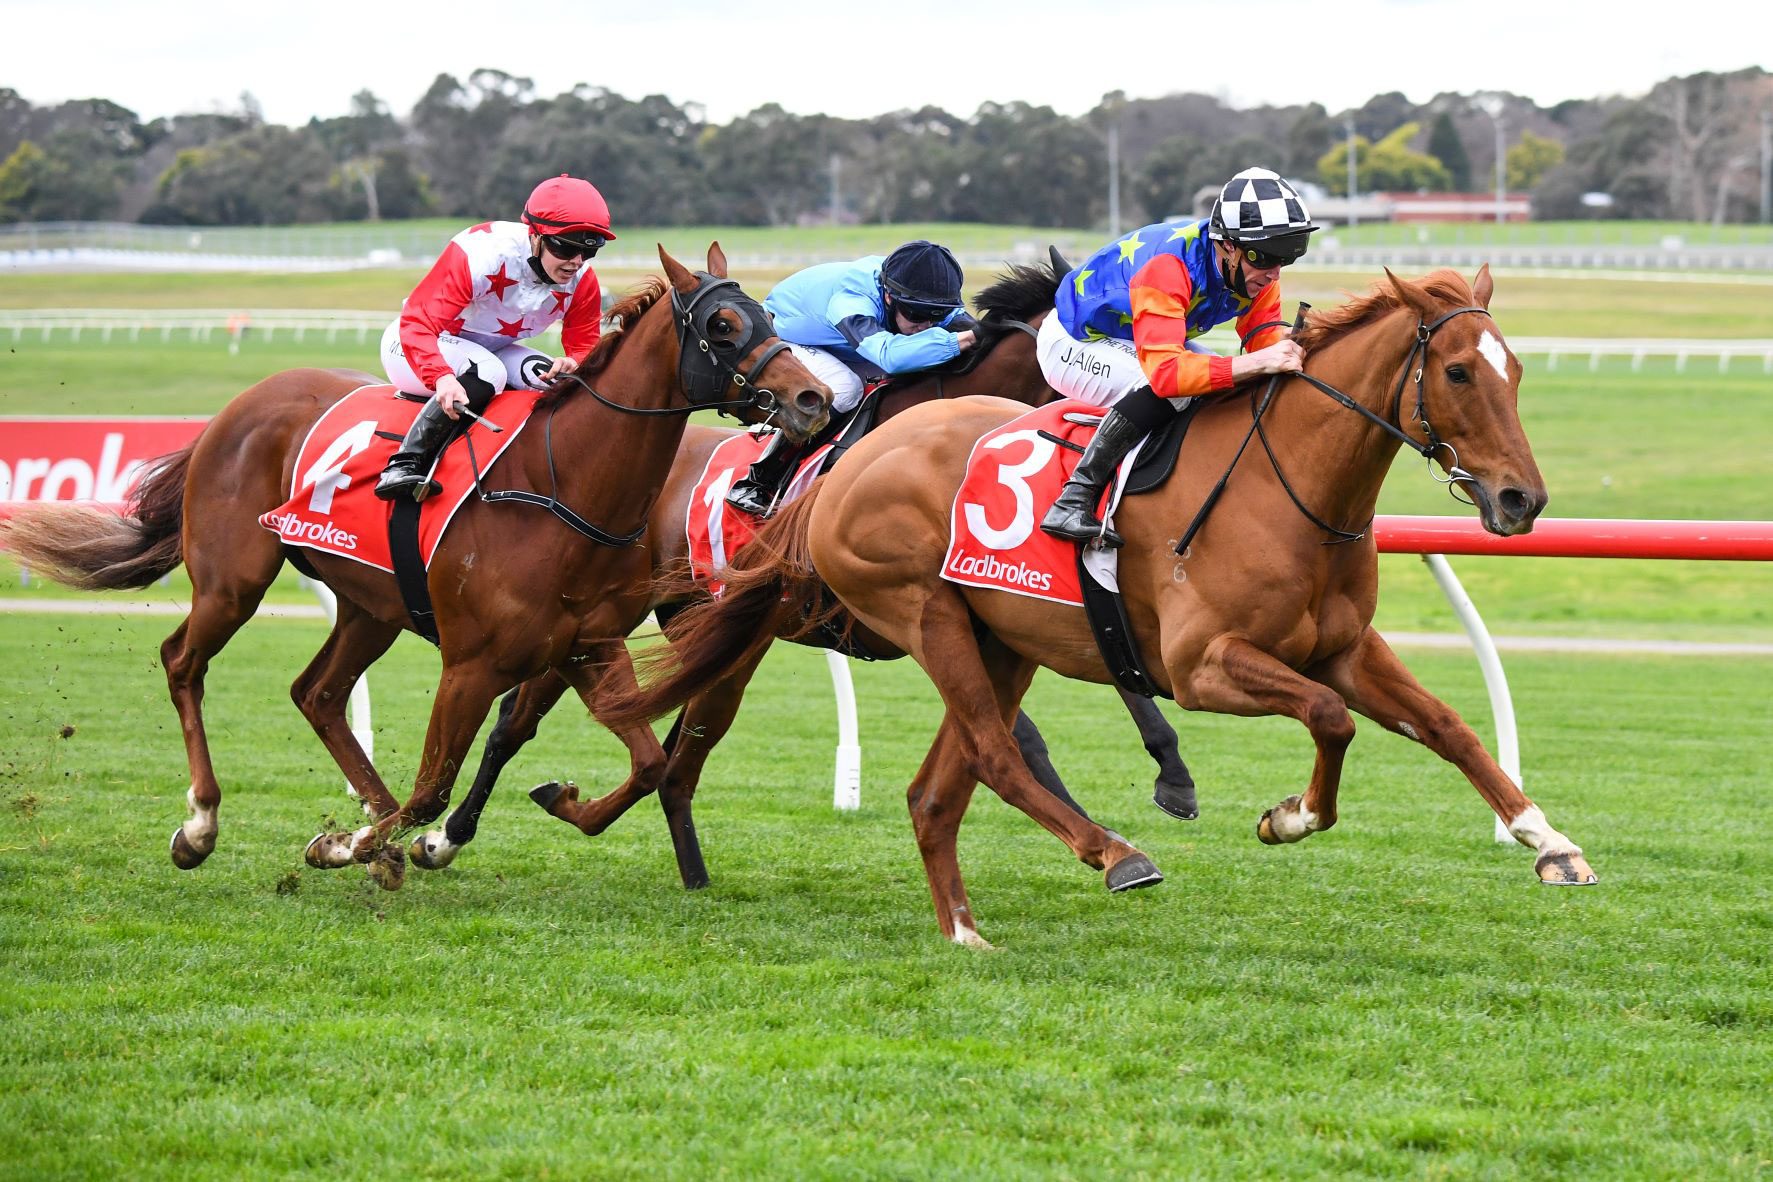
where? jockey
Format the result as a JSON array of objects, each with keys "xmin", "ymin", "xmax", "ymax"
[
  {"xmin": 374, "ymin": 174, "xmax": 614, "ymax": 500},
  {"xmin": 1037, "ymin": 167, "xmax": 1318, "ymax": 547},
  {"xmin": 724, "ymin": 240, "xmax": 981, "ymax": 516}
]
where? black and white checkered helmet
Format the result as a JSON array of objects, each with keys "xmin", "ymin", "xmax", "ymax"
[{"xmin": 1208, "ymin": 167, "xmax": 1319, "ymax": 244}]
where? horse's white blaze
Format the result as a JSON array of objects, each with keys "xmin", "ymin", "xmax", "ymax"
[
  {"xmin": 1478, "ymin": 330, "xmax": 1509, "ymax": 381},
  {"xmin": 182, "ymin": 784, "xmax": 217, "ymax": 844},
  {"xmin": 1507, "ymin": 805, "xmax": 1579, "ymax": 854}
]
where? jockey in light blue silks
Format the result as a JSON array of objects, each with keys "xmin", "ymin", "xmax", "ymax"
[{"xmin": 724, "ymin": 240, "xmax": 980, "ymax": 516}]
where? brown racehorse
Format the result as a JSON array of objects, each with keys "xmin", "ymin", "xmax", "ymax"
[
  {"xmin": 410, "ymin": 257, "xmax": 1198, "ymax": 879},
  {"xmin": 602, "ymin": 266, "xmax": 1598, "ymax": 945},
  {"xmin": 3, "ymin": 245, "xmax": 832, "ymax": 886}
]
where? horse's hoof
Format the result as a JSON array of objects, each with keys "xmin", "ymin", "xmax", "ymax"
[
  {"xmin": 409, "ymin": 831, "xmax": 460, "ymax": 870},
  {"xmin": 1256, "ymin": 809, "xmax": 1281, "ymax": 845},
  {"xmin": 1106, "ymin": 853, "xmax": 1164, "ymax": 892},
  {"xmin": 366, "ymin": 843, "xmax": 406, "ymax": 891},
  {"xmin": 169, "ymin": 827, "xmax": 210, "ymax": 870},
  {"xmin": 1535, "ymin": 850, "xmax": 1598, "ymax": 885},
  {"xmin": 1153, "ymin": 779, "xmax": 1199, "ymax": 821},
  {"xmin": 304, "ymin": 830, "xmax": 356, "ymax": 869},
  {"xmin": 529, "ymin": 780, "xmax": 573, "ymax": 814}
]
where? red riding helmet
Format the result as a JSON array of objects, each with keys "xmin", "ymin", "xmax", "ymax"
[{"xmin": 523, "ymin": 175, "xmax": 616, "ymax": 242}]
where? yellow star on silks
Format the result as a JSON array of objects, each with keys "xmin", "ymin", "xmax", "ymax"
[
  {"xmin": 1117, "ymin": 312, "xmax": 1133, "ymax": 327},
  {"xmin": 1116, "ymin": 232, "xmax": 1146, "ymax": 262},
  {"xmin": 1167, "ymin": 223, "xmax": 1199, "ymax": 244},
  {"xmin": 1072, "ymin": 268, "xmax": 1094, "ymax": 296}
]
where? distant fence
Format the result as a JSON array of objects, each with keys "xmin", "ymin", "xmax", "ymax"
[{"xmin": 8, "ymin": 309, "xmax": 1773, "ymax": 374}]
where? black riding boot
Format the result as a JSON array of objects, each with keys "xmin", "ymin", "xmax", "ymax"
[
  {"xmin": 1040, "ymin": 398, "xmax": 1159, "ymax": 549},
  {"xmin": 376, "ymin": 373, "xmax": 494, "ymax": 501},
  {"xmin": 725, "ymin": 431, "xmax": 802, "ymax": 517}
]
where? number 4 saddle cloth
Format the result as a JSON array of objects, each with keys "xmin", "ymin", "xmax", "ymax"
[
  {"xmin": 941, "ymin": 400, "xmax": 1135, "ymax": 608},
  {"xmin": 257, "ymin": 384, "xmax": 543, "ymax": 572}
]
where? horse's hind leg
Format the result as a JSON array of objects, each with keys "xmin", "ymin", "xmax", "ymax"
[
  {"xmin": 1319, "ymin": 629, "xmax": 1596, "ymax": 885},
  {"xmin": 163, "ymin": 534, "xmax": 284, "ymax": 869},
  {"xmin": 410, "ymin": 673, "xmax": 571, "ymax": 870},
  {"xmin": 907, "ymin": 718, "xmax": 987, "ymax": 946},
  {"xmin": 528, "ymin": 644, "xmax": 667, "ymax": 839},
  {"xmin": 1116, "ymin": 687, "xmax": 1198, "ymax": 820},
  {"xmin": 293, "ymin": 600, "xmax": 404, "ymax": 870},
  {"xmin": 1010, "ymin": 711, "xmax": 1095, "ymax": 821},
  {"xmin": 648, "ymin": 644, "xmax": 770, "ymax": 890}
]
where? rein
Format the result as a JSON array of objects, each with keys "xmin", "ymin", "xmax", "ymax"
[
  {"xmin": 466, "ymin": 271, "xmax": 797, "ymax": 547},
  {"xmin": 1173, "ymin": 304, "xmax": 1492, "ymax": 557}
]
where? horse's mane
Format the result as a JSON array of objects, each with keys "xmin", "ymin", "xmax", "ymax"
[
  {"xmin": 537, "ymin": 277, "xmax": 669, "ymax": 407},
  {"xmin": 1293, "ymin": 269, "xmax": 1475, "ymax": 352},
  {"xmin": 974, "ymin": 261, "xmax": 1062, "ymax": 323}
]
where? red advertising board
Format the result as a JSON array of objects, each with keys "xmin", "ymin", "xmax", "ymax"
[{"xmin": 0, "ymin": 416, "xmax": 209, "ymax": 510}]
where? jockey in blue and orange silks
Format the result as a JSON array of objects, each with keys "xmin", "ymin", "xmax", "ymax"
[
  {"xmin": 723, "ymin": 240, "xmax": 981, "ymax": 516},
  {"xmin": 1036, "ymin": 166, "xmax": 1320, "ymax": 547}
]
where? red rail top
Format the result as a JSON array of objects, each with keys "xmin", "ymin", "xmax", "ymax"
[{"xmin": 1374, "ymin": 515, "xmax": 1773, "ymax": 561}]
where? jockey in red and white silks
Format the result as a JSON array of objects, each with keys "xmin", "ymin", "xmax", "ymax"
[
  {"xmin": 374, "ymin": 174, "xmax": 615, "ymax": 501},
  {"xmin": 381, "ymin": 219, "xmax": 603, "ymax": 398}
]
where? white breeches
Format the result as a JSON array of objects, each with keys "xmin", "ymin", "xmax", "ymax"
[
  {"xmin": 784, "ymin": 344, "xmax": 867, "ymax": 414},
  {"xmin": 1035, "ymin": 313, "xmax": 1151, "ymax": 408},
  {"xmin": 380, "ymin": 321, "xmax": 554, "ymax": 397}
]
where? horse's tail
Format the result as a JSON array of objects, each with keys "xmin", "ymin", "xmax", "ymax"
[
  {"xmin": 1, "ymin": 443, "xmax": 193, "ymax": 591},
  {"xmin": 602, "ymin": 481, "xmax": 839, "ymax": 728}
]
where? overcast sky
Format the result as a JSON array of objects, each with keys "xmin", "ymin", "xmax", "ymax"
[{"xmin": 9, "ymin": 0, "xmax": 1764, "ymax": 127}]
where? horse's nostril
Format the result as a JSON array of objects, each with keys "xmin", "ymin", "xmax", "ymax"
[
  {"xmin": 795, "ymin": 389, "xmax": 825, "ymax": 417},
  {"xmin": 1498, "ymin": 487, "xmax": 1535, "ymax": 521}
]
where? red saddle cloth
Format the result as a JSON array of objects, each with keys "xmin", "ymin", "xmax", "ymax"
[
  {"xmin": 258, "ymin": 385, "xmax": 542, "ymax": 572},
  {"xmin": 685, "ymin": 428, "xmax": 837, "ymax": 595},
  {"xmin": 942, "ymin": 400, "xmax": 1125, "ymax": 607}
]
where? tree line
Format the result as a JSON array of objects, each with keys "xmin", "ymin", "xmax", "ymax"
[{"xmin": 1, "ymin": 67, "xmax": 1767, "ymax": 229}]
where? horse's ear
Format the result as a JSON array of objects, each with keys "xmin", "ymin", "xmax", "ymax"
[
  {"xmin": 706, "ymin": 241, "xmax": 729, "ymax": 278},
  {"xmin": 1048, "ymin": 244, "xmax": 1072, "ymax": 277},
  {"xmin": 1472, "ymin": 263, "xmax": 1494, "ymax": 309},
  {"xmin": 1383, "ymin": 267, "xmax": 1436, "ymax": 320},
  {"xmin": 659, "ymin": 244, "xmax": 695, "ymax": 293}
]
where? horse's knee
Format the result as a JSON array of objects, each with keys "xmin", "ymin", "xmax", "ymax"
[{"xmin": 1304, "ymin": 692, "xmax": 1356, "ymax": 748}]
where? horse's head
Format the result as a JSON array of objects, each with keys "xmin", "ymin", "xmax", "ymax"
[
  {"xmin": 660, "ymin": 244, "xmax": 832, "ymax": 444},
  {"xmin": 1383, "ymin": 265, "xmax": 1548, "ymax": 536}
]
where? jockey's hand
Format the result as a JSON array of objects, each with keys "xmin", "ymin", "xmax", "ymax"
[
  {"xmin": 434, "ymin": 374, "xmax": 470, "ymax": 420},
  {"xmin": 1232, "ymin": 338, "xmax": 1305, "ymax": 381},
  {"xmin": 543, "ymin": 355, "xmax": 580, "ymax": 381},
  {"xmin": 954, "ymin": 329, "xmax": 979, "ymax": 352}
]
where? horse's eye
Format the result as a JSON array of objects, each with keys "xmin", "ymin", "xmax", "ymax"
[{"xmin": 1446, "ymin": 364, "xmax": 1470, "ymax": 384}]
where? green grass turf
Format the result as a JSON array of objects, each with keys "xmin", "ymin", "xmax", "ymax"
[{"xmin": 1, "ymin": 611, "xmax": 1769, "ymax": 1179}]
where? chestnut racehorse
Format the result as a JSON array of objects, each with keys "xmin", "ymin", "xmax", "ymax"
[
  {"xmin": 603, "ymin": 266, "xmax": 1598, "ymax": 944},
  {"xmin": 410, "ymin": 258, "xmax": 1198, "ymax": 880},
  {"xmin": 4, "ymin": 245, "xmax": 832, "ymax": 886}
]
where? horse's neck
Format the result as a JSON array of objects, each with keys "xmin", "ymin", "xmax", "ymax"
[
  {"xmin": 1258, "ymin": 311, "xmax": 1418, "ymax": 529},
  {"xmin": 540, "ymin": 317, "xmax": 689, "ymax": 533}
]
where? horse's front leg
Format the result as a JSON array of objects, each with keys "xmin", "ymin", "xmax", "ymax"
[
  {"xmin": 1315, "ymin": 629, "xmax": 1596, "ymax": 885},
  {"xmin": 1176, "ymin": 636, "xmax": 1355, "ymax": 846},
  {"xmin": 342, "ymin": 660, "xmax": 507, "ymax": 890},
  {"xmin": 409, "ymin": 673, "xmax": 572, "ymax": 870},
  {"xmin": 1115, "ymin": 687, "xmax": 1198, "ymax": 820},
  {"xmin": 528, "ymin": 643, "xmax": 668, "ymax": 838}
]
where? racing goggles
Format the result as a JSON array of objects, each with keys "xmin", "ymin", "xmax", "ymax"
[
  {"xmin": 1240, "ymin": 238, "xmax": 1308, "ymax": 270},
  {"xmin": 891, "ymin": 297, "xmax": 958, "ymax": 324},
  {"xmin": 541, "ymin": 233, "xmax": 605, "ymax": 261}
]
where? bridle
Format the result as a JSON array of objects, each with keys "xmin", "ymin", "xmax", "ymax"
[
  {"xmin": 1173, "ymin": 304, "xmax": 1494, "ymax": 555},
  {"xmin": 561, "ymin": 271, "xmax": 793, "ymax": 422},
  {"xmin": 467, "ymin": 272, "xmax": 801, "ymax": 547}
]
